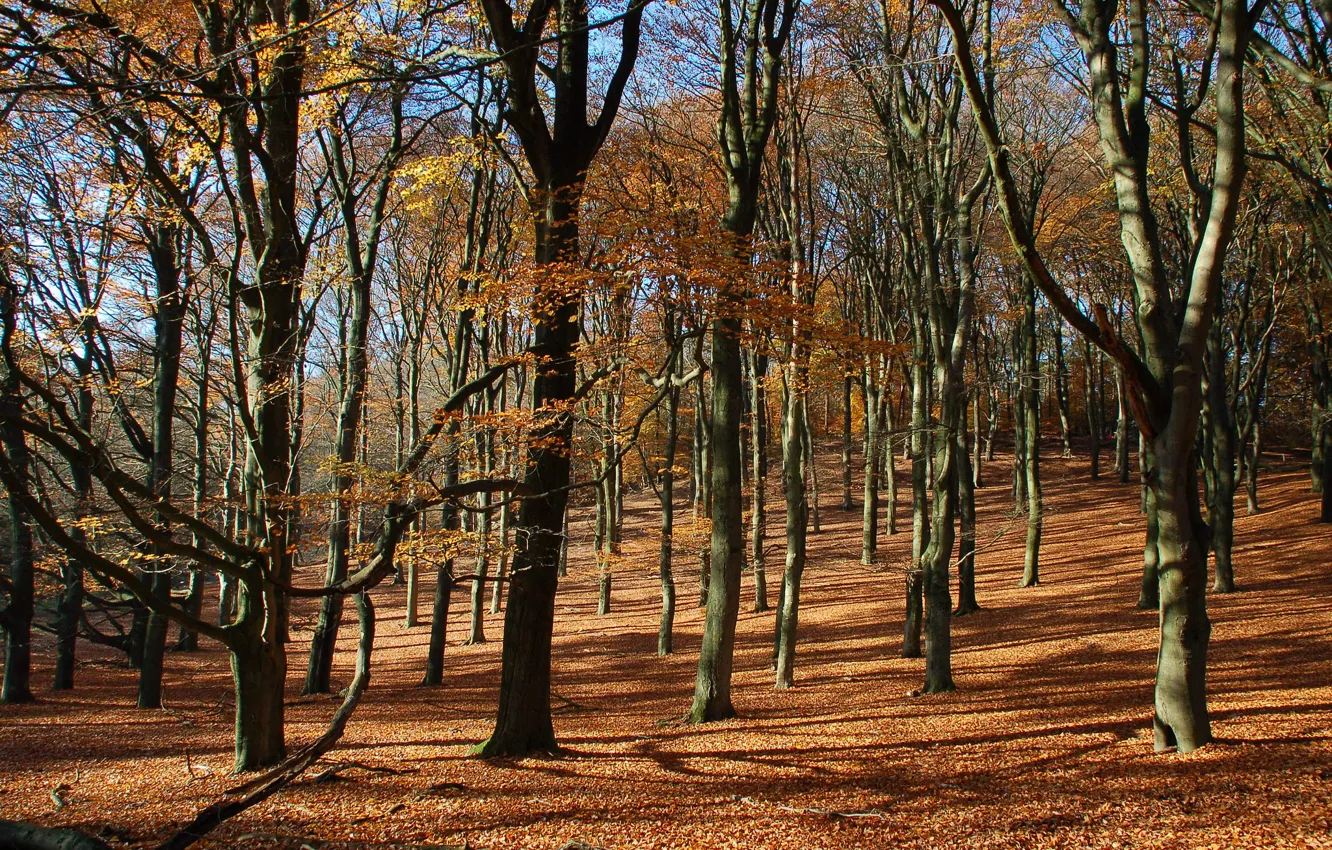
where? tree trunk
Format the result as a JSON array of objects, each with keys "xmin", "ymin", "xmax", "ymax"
[
  {"xmin": 138, "ymin": 224, "xmax": 187, "ymax": 709},
  {"xmin": 1139, "ymin": 447, "xmax": 1161, "ymax": 610},
  {"xmin": 690, "ymin": 305, "xmax": 745, "ymax": 722},
  {"xmin": 841, "ymin": 375, "xmax": 854, "ymax": 510},
  {"xmin": 230, "ymin": 615, "xmax": 287, "ymax": 772},
  {"xmin": 749, "ymin": 349, "xmax": 768, "ymax": 612},
  {"xmin": 802, "ymin": 407, "xmax": 821, "ymax": 534},
  {"xmin": 1053, "ymin": 320, "xmax": 1073, "ymax": 457},
  {"xmin": 903, "ymin": 352, "xmax": 929, "ymax": 659},
  {"xmin": 659, "ymin": 375, "xmax": 680, "ymax": 655},
  {"xmin": 884, "ymin": 392, "xmax": 898, "ymax": 534},
  {"xmin": 1206, "ymin": 325, "xmax": 1237, "ymax": 593},
  {"xmin": 955, "ymin": 419, "xmax": 979, "ymax": 616},
  {"xmin": 860, "ymin": 378, "xmax": 881, "ymax": 564},
  {"xmin": 922, "ymin": 398, "xmax": 959, "ymax": 694},
  {"xmin": 1085, "ymin": 339, "xmax": 1101, "ymax": 480},
  {"xmin": 480, "ymin": 179, "xmax": 584, "ymax": 756},
  {"xmin": 0, "ymin": 275, "xmax": 33, "ymax": 705},
  {"xmin": 1020, "ymin": 277, "xmax": 1042, "ymax": 588},
  {"xmin": 1150, "ymin": 451, "xmax": 1212, "ymax": 753},
  {"xmin": 774, "ymin": 372, "xmax": 807, "ymax": 690},
  {"xmin": 1116, "ymin": 368, "xmax": 1131, "ymax": 483}
]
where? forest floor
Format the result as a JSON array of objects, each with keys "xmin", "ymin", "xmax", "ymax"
[{"xmin": 1, "ymin": 449, "xmax": 1330, "ymax": 850}]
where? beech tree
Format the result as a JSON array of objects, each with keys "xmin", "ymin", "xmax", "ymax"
[{"xmin": 932, "ymin": 0, "xmax": 1265, "ymax": 751}]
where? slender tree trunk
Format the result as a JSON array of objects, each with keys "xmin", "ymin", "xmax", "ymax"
[
  {"xmin": 1206, "ymin": 325, "xmax": 1236, "ymax": 593},
  {"xmin": 774, "ymin": 367, "xmax": 807, "ymax": 689},
  {"xmin": 884, "ymin": 392, "xmax": 897, "ymax": 534},
  {"xmin": 802, "ymin": 408, "xmax": 821, "ymax": 533},
  {"xmin": 54, "ymin": 372, "xmax": 94, "ymax": 688},
  {"xmin": 139, "ymin": 225, "xmax": 186, "ymax": 710},
  {"xmin": 860, "ymin": 378, "xmax": 881, "ymax": 564},
  {"xmin": 1053, "ymin": 320, "xmax": 1073, "ymax": 457},
  {"xmin": 749, "ymin": 349, "xmax": 768, "ymax": 612},
  {"xmin": 1116, "ymin": 368, "xmax": 1131, "ymax": 482},
  {"xmin": 903, "ymin": 352, "xmax": 929, "ymax": 659},
  {"xmin": 469, "ymin": 420, "xmax": 494, "ymax": 643},
  {"xmin": 972, "ymin": 385, "xmax": 984, "ymax": 488},
  {"xmin": 1019, "ymin": 277, "xmax": 1042, "ymax": 588},
  {"xmin": 841, "ymin": 375, "xmax": 854, "ymax": 510},
  {"xmin": 1085, "ymin": 338, "xmax": 1101, "ymax": 480},
  {"xmin": 659, "ymin": 377, "xmax": 680, "ymax": 655},
  {"xmin": 955, "ymin": 418, "xmax": 979, "ymax": 616}
]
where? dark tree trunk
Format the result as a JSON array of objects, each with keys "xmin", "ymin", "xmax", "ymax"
[
  {"xmin": 0, "ymin": 275, "xmax": 34, "ymax": 705},
  {"xmin": 481, "ymin": 182, "xmax": 583, "ymax": 754},
  {"xmin": 955, "ymin": 422, "xmax": 980, "ymax": 616},
  {"xmin": 138, "ymin": 223, "xmax": 186, "ymax": 710},
  {"xmin": 230, "ymin": 594, "xmax": 287, "ymax": 772}
]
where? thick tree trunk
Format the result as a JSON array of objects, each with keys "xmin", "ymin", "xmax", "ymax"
[
  {"xmin": 231, "ymin": 634, "xmax": 287, "ymax": 773},
  {"xmin": 52, "ymin": 557, "xmax": 82, "ymax": 689},
  {"xmin": 690, "ymin": 307, "xmax": 745, "ymax": 722},
  {"xmin": 1150, "ymin": 452, "xmax": 1212, "ymax": 753},
  {"xmin": 422, "ymin": 533, "xmax": 456, "ymax": 686},
  {"xmin": 480, "ymin": 181, "xmax": 583, "ymax": 756},
  {"xmin": 1139, "ymin": 451, "xmax": 1161, "ymax": 610},
  {"xmin": 922, "ymin": 407, "xmax": 958, "ymax": 694},
  {"xmin": 0, "ymin": 304, "xmax": 33, "ymax": 705},
  {"xmin": 230, "ymin": 570, "xmax": 287, "ymax": 771}
]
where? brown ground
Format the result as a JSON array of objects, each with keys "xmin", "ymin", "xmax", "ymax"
[{"xmin": 1, "ymin": 451, "xmax": 1330, "ymax": 850}]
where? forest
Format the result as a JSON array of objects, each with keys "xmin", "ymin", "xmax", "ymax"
[{"xmin": 0, "ymin": 0, "xmax": 1329, "ymax": 846}]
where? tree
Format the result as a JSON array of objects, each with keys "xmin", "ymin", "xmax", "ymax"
[
  {"xmin": 690, "ymin": 0, "xmax": 799, "ymax": 723},
  {"xmin": 932, "ymin": 0, "xmax": 1265, "ymax": 752},
  {"xmin": 475, "ymin": 0, "xmax": 647, "ymax": 758}
]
